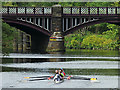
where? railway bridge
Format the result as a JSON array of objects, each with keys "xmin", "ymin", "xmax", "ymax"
[{"xmin": 2, "ymin": 5, "xmax": 120, "ymax": 53}]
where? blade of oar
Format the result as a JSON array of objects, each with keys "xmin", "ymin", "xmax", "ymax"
[
  {"xmin": 24, "ymin": 76, "xmax": 51, "ymax": 79},
  {"xmin": 48, "ymin": 76, "xmax": 54, "ymax": 80},
  {"xmin": 29, "ymin": 78, "xmax": 47, "ymax": 81},
  {"xmin": 64, "ymin": 76, "xmax": 91, "ymax": 80},
  {"xmin": 70, "ymin": 77, "xmax": 91, "ymax": 80}
]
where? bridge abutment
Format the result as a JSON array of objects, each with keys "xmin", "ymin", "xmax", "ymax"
[{"xmin": 47, "ymin": 5, "xmax": 65, "ymax": 52}]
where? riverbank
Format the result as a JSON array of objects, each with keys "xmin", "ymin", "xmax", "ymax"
[{"xmin": 64, "ymin": 23, "xmax": 119, "ymax": 50}]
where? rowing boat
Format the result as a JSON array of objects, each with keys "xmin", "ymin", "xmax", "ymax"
[
  {"xmin": 24, "ymin": 75, "xmax": 98, "ymax": 83},
  {"xmin": 54, "ymin": 78, "xmax": 64, "ymax": 84},
  {"xmin": 53, "ymin": 74, "xmax": 64, "ymax": 84}
]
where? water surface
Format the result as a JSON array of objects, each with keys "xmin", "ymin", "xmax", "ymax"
[{"xmin": 1, "ymin": 49, "xmax": 119, "ymax": 88}]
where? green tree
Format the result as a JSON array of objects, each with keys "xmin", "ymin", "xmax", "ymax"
[
  {"xmin": 2, "ymin": 22, "xmax": 18, "ymax": 55},
  {"xmin": 102, "ymin": 24, "xmax": 119, "ymax": 40},
  {"xmin": 85, "ymin": 2, "xmax": 116, "ymax": 7}
]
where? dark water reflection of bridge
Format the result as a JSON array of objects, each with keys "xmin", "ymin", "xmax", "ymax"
[
  {"xmin": 1, "ymin": 49, "xmax": 119, "ymax": 63},
  {"xmin": 2, "ymin": 57, "xmax": 119, "ymax": 64}
]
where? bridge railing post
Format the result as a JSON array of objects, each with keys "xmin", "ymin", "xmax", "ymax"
[
  {"xmin": 71, "ymin": 7, "xmax": 72, "ymax": 14},
  {"xmin": 106, "ymin": 7, "xmax": 108, "ymax": 15},
  {"xmin": 79, "ymin": 7, "xmax": 81, "ymax": 15},
  {"xmin": 16, "ymin": 7, "xmax": 18, "ymax": 15},
  {"xmin": 115, "ymin": 7, "xmax": 117, "ymax": 15},
  {"xmin": 33, "ymin": 7, "xmax": 35, "ymax": 15},
  {"xmin": 7, "ymin": 7, "xmax": 9, "ymax": 14},
  {"xmin": 43, "ymin": 7, "xmax": 44, "ymax": 15},
  {"xmin": 97, "ymin": 7, "xmax": 99, "ymax": 15},
  {"xmin": 25, "ymin": 7, "xmax": 27, "ymax": 14}
]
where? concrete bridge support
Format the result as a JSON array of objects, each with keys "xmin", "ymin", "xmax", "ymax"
[{"xmin": 47, "ymin": 5, "xmax": 65, "ymax": 52}]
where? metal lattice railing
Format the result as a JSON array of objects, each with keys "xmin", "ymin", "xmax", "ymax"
[
  {"xmin": 63, "ymin": 7, "xmax": 71, "ymax": 14},
  {"xmin": 9, "ymin": 7, "xmax": 16, "ymax": 14},
  {"xmin": 2, "ymin": 7, "xmax": 52, "ymax": 15},
  {"xmin": 18, "ymin": 7, "xmax": 25, "ymax": 14},
  {"xmin": 81, "ymin": 7, "xmax": 88, "ymax": 14},
  {"xmin": 99, "ymin": 8, "xmax": 106, "ymax": 14},
  {"xmin": 63, "ymin": 7, "xmax": 119, "ymax": 15},
  {"xmin": 90, "ymin": 8, "xmax": 97, "ymax": 14},
  {"xmin": 2, "ymin": 7, "xmax": 120, "ymax": 15},
  {"xmin": 72, "ymin": 7, "xmax": 79, "ymax": 14}
]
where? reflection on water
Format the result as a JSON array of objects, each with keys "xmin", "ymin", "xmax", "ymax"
[
  {"xmin": 1, "ymin": 49, "xmax": 119, "ymax": 88},
  {"xmin": 2, "ymin": 66, "xmax": 118, "ymax": 76},
  {"xmin": 1, "ymin": 57, "xmax": 119, "ymax": 76},
  {"xmin": 48, "ymin": 58, "xmax": 65, "ymax": 62},
  {"xmin": 1, "ymin": 59, "xmax": 118, "ymax": 69},
  {"xmin": 2, "ymin": 57, "xmax": 119, "ymax": 64},
  {"xmin": 48, "ymin": 51, "xmax": 65, "ymax": 55},
  {"xmin": 65, "ymin": 49, "xmax": 119, "ymax": 57},
  {"xmin": 2, "ymin": 58, "xmax": 49, "ymax": 63},
  {"xmin": 1, "ymin": 49, "xmax": 119, "ymax": 59},
  {"xmin": 13, "ymin": 58, "xmax": 49, "ymax": 63},
  {"xmin": 13, "ymin": 58, "xmax": 31, "ymax": 63}
]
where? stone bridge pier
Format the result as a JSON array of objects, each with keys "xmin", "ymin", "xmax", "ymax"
[{"xmin": 47, "ymin": 5, "xmax": 65, "ymax": 52}]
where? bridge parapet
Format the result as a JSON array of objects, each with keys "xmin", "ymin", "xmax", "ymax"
[
  {"xmin": 2, "ymin": 7, "xmax": 52, "ymax": 16},
  {"xmin": 2, "ymin": 6, "xmax": 120, "ymax": 16},
  {"xmin": 63, "ymin": 7, "xmax": 120, "ymax": 16},
  {"xmin": 2, "ymin": 6, "xmax": 120, "ymax": 34}
]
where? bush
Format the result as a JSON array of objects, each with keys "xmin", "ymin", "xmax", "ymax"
[
  {"xmin": 64, "ymin": 23, "xmax": 119, "ymax": 50},
  {"xmin": 65, "ymin": 34, "xmax": 82, "ymax": 49},
  {"xmin": 81, "ymin": 35, "xmax": 118, "ymax": 50}
]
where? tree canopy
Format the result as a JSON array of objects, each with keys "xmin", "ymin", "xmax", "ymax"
[{"xmin": 2, "ymin": 2, "xmax": 120, "ymax": 7}]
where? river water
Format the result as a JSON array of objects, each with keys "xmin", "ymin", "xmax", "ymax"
[{"xmin": 0, "ymin": 49, "xmax": 119, "ymax": 88}]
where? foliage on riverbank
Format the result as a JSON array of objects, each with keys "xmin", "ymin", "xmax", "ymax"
[
  {"xmin": 2, "ymin": 22, "xmax": 18, "ymax": 55},
  {"xmin": 65, "ymin": 23, "xmax": 119, "ymax": 50}
]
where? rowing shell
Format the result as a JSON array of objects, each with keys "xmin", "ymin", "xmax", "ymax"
[
  {"xmin": 54, "ymin": 79, "xmax": 64, "ymax": 84},
  {"xmin": 53, "ymin": 74, "xmax": 64, "ymax": 84}
]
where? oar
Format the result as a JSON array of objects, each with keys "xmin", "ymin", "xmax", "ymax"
[
  {"xmin": 29, "ymin": 78, "xmax": 47, "ymax": 81},
  {"xmin": 24, "ymin": 75, "xmax": 70, "ymax": 79},
  {"xmin": 24, "ymin": 76, "xmax": 51, "ymax": 79},
  {"xmin": 65, "ymin": 76, "xmax": 97, "ymax": 81},
  {"xmin": 70, "ymin": 77, "xmax": 91, "ymax": 80},
  {"xmin": 48, "ymin": 76, "xmax": 54, "ymax": 80},
  {"xmin": 25, "ymin": 76, "xmax": 54, "ymax": 81},
  {"xmin": 29, "ymin": 76, "xmax": 70, "ymax": 81}
]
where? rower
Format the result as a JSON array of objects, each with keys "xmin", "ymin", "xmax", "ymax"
[
  {"xmin": 59, "ymin": 68, "xmax": 65, "ymax": 80},
  {"xmin": 61, "ymin": 68, "xmax": 66, "ymax": 76},
  {"xmin": 48, "ymin": 70, "xmax": 58, "ymax": 80}
]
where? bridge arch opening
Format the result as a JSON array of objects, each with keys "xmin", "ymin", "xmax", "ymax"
[
  {"xmin": 64, "ymin": 17, "xmax": 120, "ymax": 36},
  {"xmin": 3, "ymin": 18, "xmax": 51, "ymax": 53}
]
